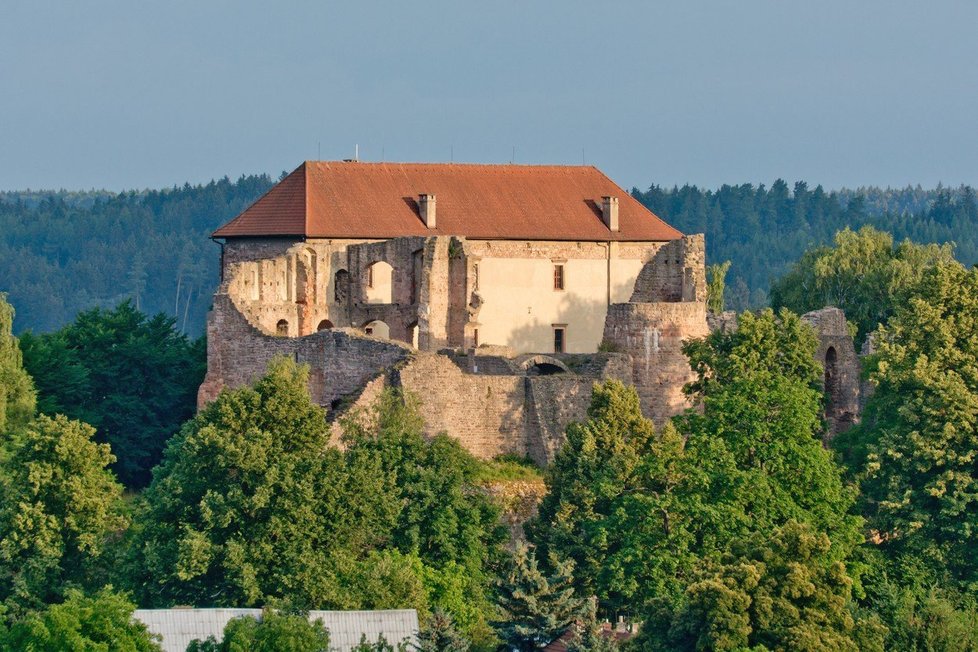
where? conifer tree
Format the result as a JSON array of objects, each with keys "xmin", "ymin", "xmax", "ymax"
[
  {"xmin": 415, "ymin": 609, "xmax": 470, "ymax": 652},
  {"xmin": 492, "ymin": 542, "xmax": 586, "ymax": 651}
]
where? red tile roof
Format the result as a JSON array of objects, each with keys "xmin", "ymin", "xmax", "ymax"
[{"xmin": 213, "ymin": 161, "xmax": 682, "ymax": 242}]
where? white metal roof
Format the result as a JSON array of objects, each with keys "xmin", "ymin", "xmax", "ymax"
[{"xmin": 132, "ymin": 608, "xmax": 419, "ymax": 652}]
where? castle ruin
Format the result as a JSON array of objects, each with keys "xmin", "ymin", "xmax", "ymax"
[{"xmin": 199, "ymin": 161, "xmax": 859, "ymax": 461}]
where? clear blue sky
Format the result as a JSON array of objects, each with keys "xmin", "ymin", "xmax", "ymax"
[{"xmin": 2, "ymin": 1, "xmax": 977, "ymax": 192}]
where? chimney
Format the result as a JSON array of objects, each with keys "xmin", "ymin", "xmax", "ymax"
[
  {"xmin": 601, "ymin": 196, "xmax": 619, "ymax": 232},
  {"xmin": 420, "ymin": 194, "xmax": 437, "ymax": 229}
]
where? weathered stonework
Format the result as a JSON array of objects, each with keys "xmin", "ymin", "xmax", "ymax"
[
  {"xmin": 200, "ymin": 231, "xmax": 711, "ymax": 459},
  {"xmin": 801, "ymin": 307, "xmax": 861, "ymax": 438}
]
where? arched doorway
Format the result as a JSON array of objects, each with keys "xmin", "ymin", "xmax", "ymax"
[
  {"xmin": 363, "ymin": 320, "xmax": 390, "ymax": 339},
  {"xmin": 276, "ymin": 319, "xmax": 289, "ymax": 336},
  {"xmin": 365, "ymin": 261, "xmax": 394, "ymax": 304},
  {"xmin": 317, "ymin": 319, "xmax": 334, "ymax": 331}
]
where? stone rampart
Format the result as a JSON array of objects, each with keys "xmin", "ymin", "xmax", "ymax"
[{"xmin": 601, "ymin": 301, "xmax": 710, "ymax": 425}]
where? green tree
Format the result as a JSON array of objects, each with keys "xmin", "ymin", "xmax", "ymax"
[
  {"xmin": 0, "ymin": 414, "xmax": 126, "ymax": 615},
  {"xmin": 852, "ymin": 262, "xmax": 978, "ymax": 587},
  {"xmin": 131, "ymin": 358, "xmax": 376, "ymax": 608},
  {"xmin": 637, "ymin": 521, "xmax": 885, "ymax": 652},
  {"xmin": 0, "ymin": 293, "xmax": 35, "ymax": 438},
  {"xmin": 187, "ymin": 611, "xmax": 330, "ymax": 652},
  {"xmin": 0, "ymin": 587, "xmax": 161, "ymax": 652},
  {"xmin": 415, "ymin": 609, "xmax": 470, "ymax": 652},
  {"xmin": 565, "ymin": 599, "xmax": 619, "ymax": 652},
  {"xmin": 19, "ymin": 300, "xmax": 206, "ymax": 488},
  {"xmin": 492, "ymin": 542, "xmax": 586, "ymax": 651},
  {"xmin": 706, "ymin": 260, "xmax": 731, "ymax": 313},
  {"xmin": 525, "ymin": 380, "xmax": 657, "ymax": 612},
  {"xmin": 770, "ymin": 226, "xmax": 956, "ymax": 343},
  {"xmin": 342, "ymin": 389, "xmax": 504, "ymax": 641},
  {"xmin": 677, "ymin": 309, "xmax": 860, "ymax": 547}
]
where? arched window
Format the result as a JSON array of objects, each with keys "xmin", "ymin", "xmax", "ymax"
[
  {"xmin": 365, "ymin": 261, "xmax": 394, "ymax": 304},
  {"xmin": 276, "ymin": 319, "xmax": 289, "ymax": 336},
  {"xmin": 317, "ymin": 319, "xmax": 334, "ymax": 331}
]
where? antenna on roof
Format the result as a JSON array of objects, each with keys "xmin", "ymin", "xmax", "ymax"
[
  {"xmin": 355, "ymin": 144, "xmax": 359, "ymax": 162},
  {"xmin": 582, "ymin": 147, "xmax": 585, "ymax": 165},
  {"xmin": 511, "ymin": 146, "xmax": 515, "ymax": 164},
  {"xmin": 317, "ymin": 141, "xmax": 321, "ymax": 160},
  {"xmin": 451, "ymin": 144, "xmax": 454, "ymax": 162}
]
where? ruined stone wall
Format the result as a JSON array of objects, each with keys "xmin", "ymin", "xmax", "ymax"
[
  {"xmin": 629, "ymin": 234, "xmax": 706, "ymax": 303},
  {"xmin": 332, "ymin": 351, "xmax": 630, "ymax": 464},
  {"xmin": 602, "ymin": 301, "xmax": 710, "ymax": 426},
  {"xmin": 198, "ymin": 292, "xmax": 412, "ymax": 408},
  {"xmin": 801, "ymin": 307, "xmax": 861, "ymax": 438}
]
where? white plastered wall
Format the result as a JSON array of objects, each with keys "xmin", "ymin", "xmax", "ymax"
[{"xmin": 475, "ymin": 255, "xmax": 645, "ymax": 353}]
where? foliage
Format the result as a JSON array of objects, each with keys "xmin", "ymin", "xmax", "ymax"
[
  {"xmin": 856, "ymin": 551, "xmax": 978, "ymax": 652},
  {"xmin": 849, "ymin": 262, "xmax": 978, "ymax": 588},
  {"xmin": 0, "ymin": 175, "xmax": 274, "ymax": 336},
  {"xmin": 342, "ymin": 389, "xmax": 504, "ymax": 640},
  {"xmin": 0, "ymin": 293, "xmax": 35, "ymax": 438},
  {"xmin": 471, "ymin": 454, "xmax": 543, "ymax": 484},
  {"xmin": 678, "ymin": 309, "xmax": 859, "ymax": 545},
  {"xmin": 637, "ymin": 521, "xmax": 884, "ymax": 652},
  {"xmin": 19, "ymin": 300, "xmax": 206, "ymax": 488},
  {"xmin": 770, "ymin": 226, "xmax": 956, "ymax": 343},
  {"xmin": 131, "ymin": 358, "xmax": 358, "ymax": 607},
  {"xmin": 0, "ymin": 414, "xmax": 127, "ymax": 616},
  {"xmin": 0, "ymin": 587, "xmax": 161, "ymax": 651},
  {"xmin": 415, "ymin": 609, "xmax": 470, "ymax": 652},
  {"xmin": 530, "ymin": 312, "xmax": 860, "ymax": 616},
  {"xmin": 565, "ymin": 599, "xmax": 620, "ymax": 652},
  {"xmin": 351, "ymin": 633, "xmax": 410, "ymax": 652},
  {"xmin": 525, "ymin": 380, "xmax": 656, "ymax": 612},
  {"xmin": 634, "ymin": 181, "xmax": 978, "ymax": 311},
  {"xmin": 492, "ymin": 542, "xmax": 586, "ymax": 651},
  {"xmin": 706, "ymin": 260, "xmax": 731, "ymax": 313},
  {"xmin": 187, "ymin": 611, "xmax": 330, "ymax": 652},
  {"xmin": 132, "ymin": 363, "xmax": 501, "ymax": 645}
]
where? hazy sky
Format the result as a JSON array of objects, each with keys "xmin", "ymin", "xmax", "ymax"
[{"xmin": 2, "ymin": 1, "xmax": 977, "ymax": 192}]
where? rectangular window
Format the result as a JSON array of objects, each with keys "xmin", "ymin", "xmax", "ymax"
[
  {"xmin": 553, "ymin": 327, "xmax": 565, "ymax": 353},
  {"xmin": 473, "ymin": 328, "xmax": 479, "ymax": 347},
  {"xmin": 553, "ymin": 264, "xmax": 565, "ymax": 291},
  {"xmin": 473, "ymin": 263, "xmax": 480, "ymax": 291},
  {"xmin": 367, "ymin": 265, "xmax": 374, "ymax": 289}
]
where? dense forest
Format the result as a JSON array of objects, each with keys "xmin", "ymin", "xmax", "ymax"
[
  {"xmin": 634, "ymin": 181, "xmax": 978, "ymax": 308},
  {"xmin": 0, "ymin": 175, "xmax": 274, "ymax": 335},
  {"xmin": 3, "ymin": 173, "xmax": 978, "ymax": 338}
]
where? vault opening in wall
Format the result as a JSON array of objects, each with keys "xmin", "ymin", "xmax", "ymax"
[
  {"xmin": 363, "ymin": 320, "xmax": 390, "ymax": 339},
  {"xmin": 276, "ymin": 319, "xmax": 289, "ymax": 336},
  {"xmin": 365, "ymin": 261, "xmax": 394, "ymax": 304},
  {"xmin": 317, "ymin": 319, "xmax": 334, "ymax": 331}
]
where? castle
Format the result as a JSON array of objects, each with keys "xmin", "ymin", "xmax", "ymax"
[{"xmin": 198, "ymin": 161, "xmax": 859, "ymax": 462}]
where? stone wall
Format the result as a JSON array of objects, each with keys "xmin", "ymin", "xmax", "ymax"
[
  {"xmin": 198, "ymin": 292, "xmax": 412, "ymax": 408},
  {"xmin": 801, "ymin": 307, "xmax": 861, "ymax": 438},
  {"xmin": 602, "ymin": 301, "xmax": 710, "ymax": 425},
  {"xmin": 201, "ymin": 291, "xmax": 632, "ymax": 463}
]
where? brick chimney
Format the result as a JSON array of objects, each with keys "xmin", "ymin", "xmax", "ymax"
[
  {"xmin": 419, "ymin": 194, "xmax": 437, "ymax": 229},
  {"xmin": 601, "ymin": 196, "xmax": 619, "ymax": 232}
]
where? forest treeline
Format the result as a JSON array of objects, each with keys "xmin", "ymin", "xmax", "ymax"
[
  {"xmin": 3, "ymin": 173, "xmax": 978, "ymax": 338},
  {"xmin": 633, "ymin": 181, "xmax": 978, "ymax": 308},
  {"xmin": 0, "ymin": 175, "xmax": 274, "ymax": 336}
]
